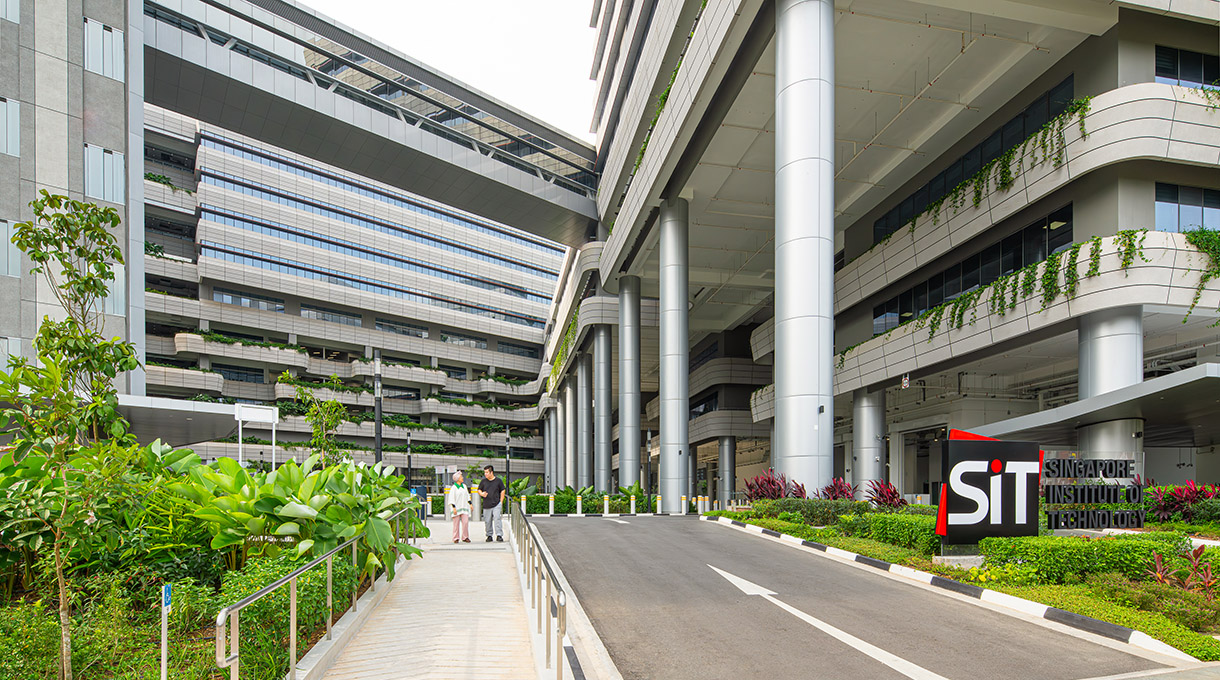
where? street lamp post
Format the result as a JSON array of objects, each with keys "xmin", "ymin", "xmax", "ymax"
[
  {"xmin": 505, "ymin": 426, "xmax": 511, "ymax": 483},
  {"xmin": 645, "ymin": 429, "xmax": 652, "ymax": 496},
  {"xmin": 373, "ymin": 349, "xmax": 382, "ymax": 465}
]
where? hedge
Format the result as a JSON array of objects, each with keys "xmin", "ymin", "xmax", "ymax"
[
  {"xmin": 979, "ymin": 533, "xmax": 1191, "ymax": 583},
  {"xmin": 753, "ymin": 498, "xmax": 870, "ymax": 525},
  {"xmin": 864, "ymin": 513, "xmax": 939, "ymax": 555}
]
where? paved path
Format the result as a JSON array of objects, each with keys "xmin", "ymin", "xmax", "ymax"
[
  {"xmin": 322, "ymin": 519, "xmax": 536, "ymax": 680},
  {"xmin": 533, "ymin": 515, "xmax": 1176, "ymax": 680}
]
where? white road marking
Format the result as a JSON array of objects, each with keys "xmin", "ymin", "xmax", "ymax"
[
  {"xmin": 709, "ymin": 565, "xmax": 949, "ymax": 680},
  {"xmin": 603, "ymin": 518, "xmax": 629, "ymax": 524}
]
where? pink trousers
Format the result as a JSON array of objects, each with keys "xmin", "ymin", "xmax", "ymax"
[{"xmin": 451, "ymin": 512, "xmax": 469, "ymax": 541}]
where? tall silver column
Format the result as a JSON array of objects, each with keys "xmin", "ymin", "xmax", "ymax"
[
  {"xmin": 659, "ymin": 198, "xmax": 690, "ymax": 513},
  {"xmin": 718, "ymin": 436, "xmax": 736, "ymax": 506},
  {"xmin": 852, "ymin": 387, "xmax": 886, "ymax": 499},
  {"xmin": 545, "ymin": 412, "xmax": 556, "ymax": 493},
  {"xmin": 774, "ymin": 0, "xmax": 835, "ymax": 489},
  {"xmin": 576, "ymin": 353, "xmax": 593, "ymax": 488},
  {"xmin": 562, "ymin": 379, "xmax": 575, "ymax": 489},
  {"xmin": 593, "ymin": 325, "xmax": 613, "ymax": 493},
  {"xmin": 1077, "ymin": 307, "xmax": 1144, "ymax": 470},
  {"xmin": 619, "ymin": 275, "xmax": 642, "ymax": 487}
]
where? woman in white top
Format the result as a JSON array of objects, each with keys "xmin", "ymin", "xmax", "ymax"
[{"xmin": 447, "ymin": 471, "xmax": 472, "ymax": 543}]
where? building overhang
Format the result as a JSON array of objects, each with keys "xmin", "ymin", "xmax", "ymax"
[
  {"xmin": 118, "ymin": 394, "xmax": 238, "ymax": 448},
  {"xmin": 973, "ymin": 363, "xmax": 1220, "ymax": 448}
]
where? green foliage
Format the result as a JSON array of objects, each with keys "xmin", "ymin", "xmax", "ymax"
[
  {"xmin": 995, "ymin": 581, "xmax": 1220, "ymax": 660},
  {"xmin": 191, "ymin": 329, "xmax": 308, "ymax": 354},
  {"xmin": 549, "ymin": 302, "xmax": 581, "ymax": 392},
  {"xmin": 751, "ymin": 498, "xmax": 870, "ymax": 526},
  {"xmin": 285, "ymin": 372, "xmax": 350, "ymax": 467},
  {"xmin": 278, "ymin": 371, "xmax": 371, "ymax": 395},
  {"xmin": 219, "ymin": 551, "xmax": 357, "ymax": 679},
  {"xmin": 142, "ymin": 172, "xmax": 192, "ymax": 194},
  {"xmin": 979, "ymin": 533, "xmax": 1191, "ymax": 583},
  {"xmin": 142, "ymin": 240, "xmax": 165, "ymax": 258},
  {"xmin": 1087, "ymin": 571, "xmax": 1220, "ymax": 633},
  {"xmin": 862, "ymin": 513, "xmax": 940, "ymax": 555},
  {"xmin": 1063, "ymin": 241, "xmax": 1084, "ymax": 299},
  {"xmin": 0, "ymin": 602, "xmax": 60, "ymax": 678},
  {"xmin": 1184, "ymin": 227, "xmax": 1220, "ymax": 323},
  {"xmin": 1116, "ymin": 228, "xmax": 1150, "ymax": 271},
  {"xmin": 429, "ymin": 395, "xmax": 523, "ymax": 410},
  {"xmin": 963, "ymin": 563, "xmax": 1041, "ymax": 585},
  {"xmin": 1191, "ymin": 499, "xmax": 1220, "ymax": 524}
]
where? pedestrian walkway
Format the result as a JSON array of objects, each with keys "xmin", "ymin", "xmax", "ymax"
[{"xmin": 321, "ymin": 518, "xmax": 537, "ymax": 680}]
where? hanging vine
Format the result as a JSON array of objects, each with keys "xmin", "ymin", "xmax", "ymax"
[
  {"xmin": 1040, "ymin": 250, "xmax": 1063, "ymax": 310},
  {"xmin": 1183, "ymin": 227, "xmax": 1220, "ymax": 323},
  {"xmin": 1063, "ymin": 242, "xmax": 1085, "ymax": 299},
  {"xmin": 1086, "ymin": 236, "xmax": 1102, "ymax": 278},
  {"xmin": 1116, "ymin": 229, "xmax": 1149, "ymax": 272}
]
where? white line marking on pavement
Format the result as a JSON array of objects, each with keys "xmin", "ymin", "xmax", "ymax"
[
  {"xmin": 709, "ymin": 565, "xmax": 949, "ymax": 680},
  {"xmin": 602, "ymin": 518, "xmax": 629, "ymax": 524}
]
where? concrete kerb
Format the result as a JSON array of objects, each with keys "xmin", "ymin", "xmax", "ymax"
[
  {"xmin": 519, "ymin": 518, "xmax": 626, "ymax": 680},
  {"xmin": 701, "ymin": 515, "xmax": 1200, "ymax": 666},
  {"xmin": 293, "ymin": 553, "xmax": 411, "ymax": 680}
]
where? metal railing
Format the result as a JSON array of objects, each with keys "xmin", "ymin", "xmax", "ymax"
[
  {"xmin": 510, "ymin": 499, "xmax": 568, "ymax": 680},
  {"xmin": 214, "ymin": 504, "xmax": 419, "ymax": 679}
]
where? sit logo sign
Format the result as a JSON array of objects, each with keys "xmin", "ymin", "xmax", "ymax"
[{"xmin": 936, "ymin": 430, "xmax": 1041, "ymax": 544}]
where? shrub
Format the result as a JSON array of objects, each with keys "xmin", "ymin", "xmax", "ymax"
[
  {"xmin": 744, "ymin": 468, "xmax": 806, "ymax": 501},
  {"xmin": 752, "ymin": 498, "xmax": 869, "ymax": 525},
  {"xmin": 1193, "ymin": 498, "xmax": 1220, "ymax": 523},
  {"xmin": 866, "ymin": 479, "xmax": 907, "ymax": 509},
  {"xmin": 963, "ymin": 563, "xmax": 1041, "ymax": 586},
  {"xmin": 864, "ymin": 513, "xmax": 940, "ymax": 555},
  {"xmin": 980, "ymin": 534, "xmax": 1190, "ymax": 583},
  {"xmin": 1087, "ymin": 571, "xmax": 1220, "ymax": 633},
  {"xmin": 818, "ymin": 477, "xmax": 857, "ymax": 500},
  {"xmin": 0, "ymin": 603, "xmax": 58, "ymax": 679},
  {"xmin": 899, "ymin": 504, "xmax": 939, "ymax": 516},
  {"xmin": 837, "ymin": 513, "xmax": 869, "ymax": 537}
]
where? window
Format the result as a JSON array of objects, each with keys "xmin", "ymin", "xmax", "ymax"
[
  {"xmin": 214, "ymin": 363, "xmax": 264, "ymax": 384},
  {"xmin": 871, "ymin": 205, "xmax": 1073, "ymax": 334},
  {"xmin": 689, "ymin": 342, "xmax": 719, "ymax": 371},
  {"xmin": 0, "ymin": 220, "xmax": 17, "ymax": 277},
  {"xmin": 1156, "ymin": 46, "xmax": 1220, "ymax": 88},
  {"xmin": 383, "ymin": 386, "xmax": 420, "ymax": 400},
  {"xmin": 212, "ymin": 287, "xmax": 284, "ymax": 313},
  {"xmin": 440, "ymin": 333, "xmax": 487, "ymax": 349},
  {"xmin": 872, "ymin": 76, "xmax": 1074, "ymax": 245},
  {"xmin": 689, "ymin": 394, "xmax": 718, "ymax": 420},
  {"xmin": 439, "ymin": 365, "xmax": 468, "ymax": 379},
  {"xmin": 1, "ymin": 0, "xmax": 18, "ymax": 23},
  {"xmin": 0, "ymin": 98, "xmax": 17, "ymax": 157},
  {"xmin": 84, "ymin": 18, "xmax": 125, "ymax": 81},
  {"xmin": 0, "ymin": 336, "xmax": 18, "ymax": 368},
  {"xmin": 103, "ymin": 263, "xmax": 125, "ymax": 316},
  {"xmin": 497, "ymin": 341, "xmax": 539, "ymax": 359},
  {"xmin": 1155, "ymin": 182, "xmax": 1220, "ymax": 232},
  {"xmin": 376, "ymin": 318, "xmax": 428, "ymax": 338},
  {"xmin": 301, "ymin": 304, "xmax": 362, "ymax": 327},
  {"xmin": 834, "ymin": 250, "xmax": 845, "ymax": 273},
  {"xmin": 84, "ymin": 144, "xmax": 125, "ymax": 203}
]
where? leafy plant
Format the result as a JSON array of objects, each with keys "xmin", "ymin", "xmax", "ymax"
[
  {"xmin": 818, "ymin": 477, "xmax": 857, "ymax": 500},
  {"xmin": 751, "ymin": 498, "xmax": 869, "ymax": 525},
  {"xmin": 743, "ymin": 468, "xmax": 806, "ymax": 501},
  {"xmin": 285, "ymin": 372, "xmax": 350, "ymax": 467},
  {"xmin": 865, "ymin": 479, "xmax": 907, "ymax": 509},
  {"xmin": 1184, "ymin": 227, "xmax": 1220, "ymax": 323}
]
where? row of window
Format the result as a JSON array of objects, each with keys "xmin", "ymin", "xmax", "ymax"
[
  {"xmin": 212, "ymin": 287, "xmax": 285, "ymax": 312},
  {"xmin": 441, "ymin": 333, "xmax": 487, "ymax": 349},
  {"xmin": 201, "ymin": 133, "xmax": 564, "ymax": 256},
  {"xmin": 84, "ymin": 18, "xmax": 125, "ymax": 81},
  {"xmin": 200, "ymin": 171, "xmax": 557, "ymax": 280},
  {"xmin": 85, "ymin": 144, "xmax": 125, "ymax": 203},
  {"xmin": 873, "ymin": 76, "xmax": 1075, "ymax": 244},
  {"xmin": 376, "ymin": 318, "xmax": 428, "ymax": 339},
  {"xmin": 201, "ymin": 206, "xmax": 550, "ymax": 303},
  {"xmin": 301, "ymin": 303, "xmax": 362, "ymax": 327},
  {"xmin": 872, "ymin": 206, "xmax": 1073, "ymax": 335},
  {"xmin": 1155, "ymin": 183, "xmax": 1220, "ymax": 232},
  {"xmin": 497, "ymin": 341, "xmax": 539, "ymax": 359},
  {"xmin": 201, "ymin": 242, "xmax": 546, "ymax": 328},
  {"xmin": 1155, "ymin": 46, "xmax": 1220, "ymax": 88},
  {"xmin": 214, "ymin": 363, "xmax": 264, "ymax": 384}
]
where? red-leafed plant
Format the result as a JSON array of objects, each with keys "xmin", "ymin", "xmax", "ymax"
[
  {"xmin": 866, "ymin": 479, "xmax": 907, "ymax": 509},
  {"xmin": 1146, "ymin": 553, "xmax": 1179, "ymax": 585},
  {"xmin": 819, "ymin": 477, "xmax": 857, "ymax": 500},
  {"xmin": 744, "ymin": 468, "xmax": 807, "ymax": 501},
  {"xmin": 1147, "ymin": 547, "xmax": 1219, "ymax": 600}
]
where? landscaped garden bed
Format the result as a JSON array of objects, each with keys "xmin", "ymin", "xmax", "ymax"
[{"xmin": 703, "ymin": 470, "xmax": 1220, "ymax": 660}]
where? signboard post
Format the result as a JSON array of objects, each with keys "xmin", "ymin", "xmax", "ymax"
[{"xmin": 161, "ymin": 583, "xmax": 171, "ymax": 680}]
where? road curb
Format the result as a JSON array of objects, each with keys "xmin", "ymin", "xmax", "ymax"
[{"xmin": 701, "ymin": 515, "xmax": 1196, "ymax": 663}]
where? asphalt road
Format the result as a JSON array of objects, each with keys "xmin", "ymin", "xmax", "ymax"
[{"xmin": 531, "ymin": 516, "xmax": 1167, "ymax": 680}]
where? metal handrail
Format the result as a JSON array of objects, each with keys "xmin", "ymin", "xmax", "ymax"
[
  {"xmin": 214, "ymin": 503, "xmax": 418, "ymax": 679},
  {"xmin": 510, "ymin": 500, "xmax": 567, "ymax": 680}
]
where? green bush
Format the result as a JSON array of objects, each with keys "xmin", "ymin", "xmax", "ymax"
[
  {"xmin": 899, "ymin": 504, "xmax": 939, "ymax": 516},
  {"xmin": 220, "ymin": 552, "xmax": 357, "ymax": 679},
  {"xmin": 1086, "ymin": 572, "xmax": 1220, "ymax": 633},
  {"xmin": 0, "ymin": 603, "xmax": 59, "ymax": 678},
  {"xmin": 980, "ymin": 533, "xmax": 1190, "ymax": 583},
  {"xmin": 995, "ymin": 582, "xmax": 1220, "ymax": 660},
  {"xmin": 1192, "ymin": 498, "xmax": 1220, "ymax": 523},
  {"xmin": 431, "ymin": 495, "xmax": 444, "ymax": 515},
  {"xmin": 864, "ymin": 513, "xmax": 940, "ymax": 555},
  {"xmin": 837, "ymin": 513, "xmax": 869, "ymax": 537},
  {"xmin": 752, "ymin": 498, "xmax": 870, "ymax": 525}
]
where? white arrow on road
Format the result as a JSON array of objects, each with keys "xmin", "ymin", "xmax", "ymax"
[{"xmin": 708, "ymin": 565, "xmax": 948, "ymax": 680}]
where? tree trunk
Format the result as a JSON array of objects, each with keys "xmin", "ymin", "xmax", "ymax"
[{"xmin": 54, "ymin": 541, "xmax": 72, "ymax": 680}]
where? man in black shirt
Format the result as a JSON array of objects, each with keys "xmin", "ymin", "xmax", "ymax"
[{"xmin": 477, "ymin": 465, "xmax": 506, "ymax": 542}]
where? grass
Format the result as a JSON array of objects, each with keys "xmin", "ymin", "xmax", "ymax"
[{"xmin": 992, "ymin": 582, "xmax": 1220, "ymax": 661}]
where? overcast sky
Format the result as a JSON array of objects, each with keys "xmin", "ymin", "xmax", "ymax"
[{"xmin": 303, "ymin": 0, "xmax": 599, "ymax": 144}]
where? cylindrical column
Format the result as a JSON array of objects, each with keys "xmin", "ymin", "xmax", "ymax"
[
  {"xmin": 718, "ymin": 436, "xmax": 736, "ymax": 507},
  {"xmin": 576, "ymin": 353, "xmax": 593, "ymax": 488},
  {"xmin": 852, "ymin": 387, "xmax": 886, "ymax": 499},
  {"xmin": 688, "ymin": 448, "xmax": 696, "ymax": 502},
  {"xmin": 593, "ymin": 324, "xmax": 613, "ymax": 493},
  {"xmin": 619, "ymin": 275, "xmax": 642, "ymax": 488},
  {"xmin": 659, "ymin": 198, "xmax": 690, "ymax": 513},
  {"xmin": 560, "ymin": 381, "xmax": 573, "ymax": 489},
  {"xmin": 1077, "ymin": 307, "xmax": 1144, "ymax": 471},
  {"xmin": 774, "ymin": 0, "xmax": 835, "ymax": 489},
  {"xmin": 543, "ymin": 412, "xmax": 554, "ymax": 493}
]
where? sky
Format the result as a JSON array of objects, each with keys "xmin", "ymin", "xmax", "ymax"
[{"xmin": 304, "ymin": 0, "xmax": 599, "ymax": 144}]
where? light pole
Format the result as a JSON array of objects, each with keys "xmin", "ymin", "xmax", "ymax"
[
  {"xmin": 505, "ymin": 426, "xmax": 511, "ymax": 482},
  {"xmin": 645, "ymin": 429, "xmax": 652, "ymax": 495},
  {"xmin": 406, "ymin": 430, "xmax": 412, "ymax": 487},
  {"xmin": 373, "ymin": 349, "xmax": 382, "ymax": 465}
]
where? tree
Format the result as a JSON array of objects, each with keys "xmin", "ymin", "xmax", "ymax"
[
  {"xmin": 0, "ymin": 192, "xmax": 140, "ymax": 680},
  {"xmin": 286, "ymin": 372, "xmax": 349, "ymax": 467}
]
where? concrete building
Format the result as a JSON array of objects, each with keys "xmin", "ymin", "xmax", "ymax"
[{"xmin": 539, "ymin": 0, "xmax": 1220, "ymax": 510}]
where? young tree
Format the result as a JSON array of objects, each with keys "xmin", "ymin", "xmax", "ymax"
[
  {"xmin": 286, "ymin": 372, "xmax": 349, "ymax": 467},
  {"xmin": 0, "ymin": 192, "xmax": 139, "ymax": 680}
]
